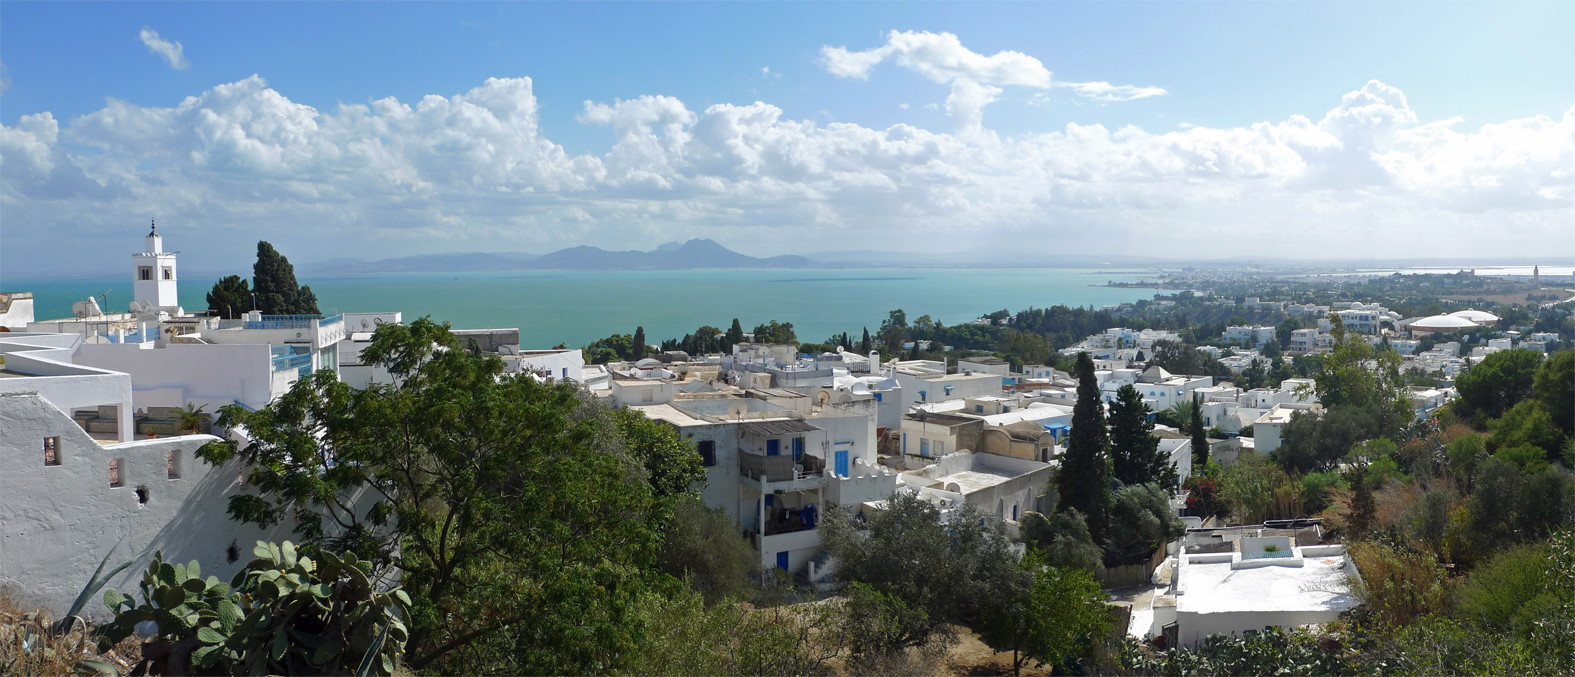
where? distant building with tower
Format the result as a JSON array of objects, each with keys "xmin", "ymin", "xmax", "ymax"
[{"xmin": 132, "ymin": 220, "xmax": 182, "ymax": 314}]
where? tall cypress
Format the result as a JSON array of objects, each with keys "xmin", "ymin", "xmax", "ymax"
[
  {"xmin": 252, "ymin": 241, "xmax": 320, "ymax": 315},
  {"xmin": 1057, "ymin": 352, "xmax": 1111, "ymax": 544},
  {"xmin": 1109, "ymin": 384, "xmax": 1168, "ymax": 487},
  {"xmin": 1190, "ymin": 393, "xmax": 1210, "ymax": 470},
  {"xmin": 727, "ymin": 318, "xmax": 745, "ymax": 345},
  {"xmin": 633, "ymin": 326, "xmax": 648, "ymax": 360},
  {"xmin": 860, "ymin": 327, "xmax": 872, "ymax": 353}
]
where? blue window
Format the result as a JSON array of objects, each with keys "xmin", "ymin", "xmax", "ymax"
[
  {"xmin": 920, "ymin": 439, "xmax": 931, "ymax": 457},
  {"xmin": 835, "ymin": 449, "xmax": 849, "ymax": 477},
  {"xmin": 792, "ymin": 437, "xmax": 805, "ymax": 461},
  {"xmin": 776, "ymin": 551, "xmax": 790, "ymax": 571},
  {"xmin": 766, "ymin": 439, "xmax": 780, "ymax": 456},
  {"xmin": 975, "ymin": 405, "xmax": 984, "ymax": 413}
]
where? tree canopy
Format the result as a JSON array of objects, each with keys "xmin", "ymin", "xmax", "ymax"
[
  {"xmin": 1109, "ymin": 384, "xmax": 1175, "ymax": 489},
  {"xmin": 251, "ymin": 241, "xmax": 319, "ymax": 315},
  {"xmin": 1456, "ymin": 349, "xmax": 1543, "ymax": 419},
  {"xmin": 205, "ymin": 274, "xmax": 251, "ymax": 319},
  {"xmin": 196, "ymin": 318, "xmax": 698, "ymax": 673}
]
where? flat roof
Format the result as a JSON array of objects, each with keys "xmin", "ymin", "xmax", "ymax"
[
  {"xmin": 740, "ymin": 419, "xmax": 822, "ymax": 436},
  {"xmin": 1178, "ymin": 552, "xmax": 1358, "ymax": 615}
]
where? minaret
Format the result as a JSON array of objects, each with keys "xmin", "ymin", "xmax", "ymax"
[
  {"xmin": 1534, "ymin": 265, "xmax": 1540, "ymax": 285},
  {"xmin": 132, "ymin": 219, "xmax": 179, "ymax": 310}
]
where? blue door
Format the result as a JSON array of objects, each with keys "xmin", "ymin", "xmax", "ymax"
[
  {"xmin": 792, "ymin": 437, "xmax": 805, "ymax": 461},
  {"xmin": 835, "ymin": 449, "xmax": 849, "ymax": 477},
  {"xmin": 776, "ymin": 551, "xmax": 789, "ymax": 571},
  {"xmin": 766, "ymin": 439, "xmax": 780, "ymax": 456}
]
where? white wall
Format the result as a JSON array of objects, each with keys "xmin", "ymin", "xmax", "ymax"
[
  {"xmin": 76, "ymin": 342, "xmax": 276, "ymax": 411},
  {"xmin": 0, "ymin": 293, "xmax": 36, "ymax": 329},
  {"xmin": 0, "ymin": 393, "xmax": 293, "ymax": 618}
]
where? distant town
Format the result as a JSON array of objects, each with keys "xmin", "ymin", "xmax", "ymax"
[{"xmin": 2, "ymin": 227, "xmax": 1571, "ymax": 675}]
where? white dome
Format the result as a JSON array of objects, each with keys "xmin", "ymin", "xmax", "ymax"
[
  {"xmin": 1449, "ymin": 308, "xmax": 1500, "ymax": 323},
  {"xmin": 1411, "ymin": 314, "xmax": 1478, "ymax": 331}
]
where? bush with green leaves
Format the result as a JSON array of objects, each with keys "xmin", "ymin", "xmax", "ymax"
[
  {"xmin": 1118, "ymin": 627, "xmax": 1355, "ymax": 676},
  {"xmin": 97, "ymin": 541, "xmax": 408, "ymax": 676}
]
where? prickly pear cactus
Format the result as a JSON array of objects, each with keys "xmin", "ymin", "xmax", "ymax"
[{"xmin": 97, "ymin": 541, "xmax": 409, "ymax": 676}]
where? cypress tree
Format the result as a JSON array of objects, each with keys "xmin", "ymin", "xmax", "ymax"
[
  {"xmin": 860, "ymin": 327, "xmax": 872, "ymax": 353},
  {"xmin": 633, "ymin": 326, "xmax": 648, "ymax": 360},
  {"xmin": 727, "ymin": 318, "xmax": 745, "ymax": 345},
  {"xmin": 1190, "ymin": 393, "xmax": 1210, "ymax": 470},
  {"xmin": 206, "ymin": 275, "xmax": 251, "ymax": 319},
  {"xmin": 1109, "ymin": 384, "xmax": 1169, "ymax": 487},
  {"xmin": 252, "ymin": 241, "xmax": 320, "ymax": 315},
  {"xmin": 1348, "ymin": 465, "xmax": 1375, "ymax": 535},
  {"xmin": 1057, "ymin": 352, "xmax": 1111, "ymax": 544}
]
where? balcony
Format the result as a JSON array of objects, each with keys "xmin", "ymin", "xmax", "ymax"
[{"xmin": 739, "ymin": 452, "xmax": 826, "ymax": 492}]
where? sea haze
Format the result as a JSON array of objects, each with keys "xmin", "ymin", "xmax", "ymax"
[{"xmin": 16, "ymin": 268, "xmax": 1171, "ymax": 348}]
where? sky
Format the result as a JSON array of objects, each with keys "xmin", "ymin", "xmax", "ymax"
[{"xmin": 1, "ymin": 1, "xmax": 1572, "ymax": 277}]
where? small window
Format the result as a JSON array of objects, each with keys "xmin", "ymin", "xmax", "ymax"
[
  {"xmin": 138, "ymin": 266, "xmax": 153, "ymax": 281},
  {"xmin": 162, "ymin": 267, "xmax": 173, "ymax": 280},
  {"xmin": 43, "ymin": 437, "xmax": 61, "ymax": 466},
  {"xmin": 166, "ymin": 450, "xmax": 181, "ymax": 480},
  {"xmin": 109, "ymin": 459, "xmax": 124, "ymax": 487},
  {"xmin": 135, "ymin": 485, "xmax": 149, "ymax": 505},
  {"xmin": 698, "ymin": 440, "xmax": 716, "ymax": 467}
]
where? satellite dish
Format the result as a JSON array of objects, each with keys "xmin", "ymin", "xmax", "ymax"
[
  {"xmin": 361, "ymin": 319, "xmax": 370, "ymax": 329},
  {"xmin": 373, "ymin": 318, "xmax": 385, "ymax": 326},
  {"xmin": 817, "ymin": 390, "xmax": 830, "ymax": 405}
]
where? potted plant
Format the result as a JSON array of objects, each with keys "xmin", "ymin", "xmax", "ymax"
[
  {"xmin": 143, "ymin": 426, "xmax": 158, "ymax": 439},
  {"xmin": 1262, "ymin": 544, "xmax": 1280, "ymax": 553},
  {"xmin": 177, "ymin": 403, "xmax": 209, "ymax": 435}
]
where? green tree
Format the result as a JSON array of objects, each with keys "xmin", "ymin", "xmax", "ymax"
[
  {"xmin": 878, "ymin": 309, "xmax": 909, "ymax": 349},
  {"xmin": 1190, "ymin": 393, "xmax": 1210, "ymax": 469},
  {"xmin": 726, "ymin": 318, "xmax": 744, "ymax": 345},
  {"xmin": 1059, "ymin": 352, "xmax": 1111, "ymax": 544},
  {"xmin": 196, "ymin": 319, "xmax": 667, "ymax": 673},
  {"xmin": 251, "ymin": 241, "xmax": 319, "ymax": 315},
  {"xmin": 655, "ymin": 497, "xmax": 758, "ymax": 605},
  {"xmin": 1109, "ymin": 385, "xmax": 1172, "ymax": 488},
  {"xmin": 1019, "ymin": 510, "xmax": 1104, "ymax": 574},
  {"xmin": 821, "ymin": 491, "xmax": 1020, "ymax": 651},
  {"xmin": 1105, "ymin": 484, "xmax": 1186, "ymax": 565},
  {"xmin": 976, "ymin": 549, "xmax": 1111, "ymax": 676},
  {"xmin": 633, "ymin": 326, "xmax": 648, "ymax": 359},
  {"xmin": 205, "ymin": 274, "xmax": 251, "ymax": 319},
  {"xmin": 860, "ymin": 327, "xmax": 872, "ymax": 353},
  {"xmin": 1533, "ymin": 349, "xmax": 1575, "ymax": 439},
  {"xmin": 1309, "ymin": 315, "xmax": 1410, "ymax": 438},
  {"xmin": 1456, "ymin": 349, "xmax": 1544, "ymax": 419},
  {"xmin": 1490, "ymin": 399, "xmax": 1564, "ymax": 458}
]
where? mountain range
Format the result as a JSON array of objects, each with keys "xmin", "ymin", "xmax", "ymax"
[{"xmin": 308, "ymin": 239, "xmax": 814, "ymax": 273}]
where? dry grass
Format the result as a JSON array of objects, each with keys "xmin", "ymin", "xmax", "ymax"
[{"xmin": 0, "ymin": 592, "xmax": 139, "ymax": 676}]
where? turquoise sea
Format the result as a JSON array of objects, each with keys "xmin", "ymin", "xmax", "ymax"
[{"xmin": 9, "ymin": 269, "xmax": 1170, "ymax": 348}]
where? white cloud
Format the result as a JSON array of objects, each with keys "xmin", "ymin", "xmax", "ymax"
[
  {"xmin": 821, "ymin": 30, "xmax": 1165, "ymax": 132},
  {"xmin": 139, "ymin": 27, "xmax": 189, "ymax": 70},
  {"xmin": 1, "ymin": 75, "xmax": 1569, "ymax": 275},
  {"xmin": 1054, "ymin": 81, "xmax": 1168, "ymax": 102},
  {"xmin": 822, "ymin": 30, "xmax": 1051, "ymax": 135}
]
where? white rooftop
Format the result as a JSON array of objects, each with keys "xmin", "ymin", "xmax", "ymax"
[{"xmin": 1177, "ymin": 546, "xmax": 1359, "ymax": 615}]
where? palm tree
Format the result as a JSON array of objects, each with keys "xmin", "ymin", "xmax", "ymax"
[
  {"xmin": 177, "ymin": 403, "xmax": 209, "ymax": 434},
  {"xmin": 1161, "ymin": 399, "xmax": 1195, "ymax": 432}
]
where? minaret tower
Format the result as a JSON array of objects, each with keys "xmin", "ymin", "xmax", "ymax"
[{"xmin": 132, "ymin": 219, "xmax": 179, "ymax": 310}]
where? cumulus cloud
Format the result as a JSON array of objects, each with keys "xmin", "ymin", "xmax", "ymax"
[
  {"xmin": 822, "ymin": 30, "xmax": 1166, "ymax": 131},
  {"xmin": 139, "ymin": 27, "xmax": 189, "ymax": 70},
  {"xmin": 0, "ymin": 74, "xmax": 1569, "ymax": 275},
  {"xmin": 823, "ymin": 30, "xmax": 1049, "ymax": 135}
]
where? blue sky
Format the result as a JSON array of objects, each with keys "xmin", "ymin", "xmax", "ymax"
[{"xmin": 2, "ymin": 1, "xmax": 1572, "ymax": 276}]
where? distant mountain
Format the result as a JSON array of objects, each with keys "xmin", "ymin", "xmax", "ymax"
[
  {"xmin": 532, "ymin": 239, "xmax": 812, "ymax": 270},
  {"xmin": 306, "ymin": 239, "xmax": 812, "ymax": 273}
]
